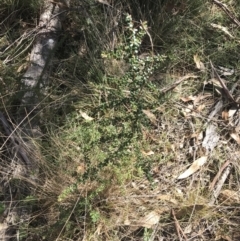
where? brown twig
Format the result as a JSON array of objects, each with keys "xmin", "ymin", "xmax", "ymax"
[
  {"xmin": 209, "ymin": 160, "xmax": 231, "ymax": 191},
  {"xmin": 172, "ymin": 209, "xmax": 188, "ymax": 241},
  {"xmin": 160, "ymin": 74, "xmax": 198, "ymax": 93},
  {"xmin": 209, "ymin": 162, "xmax": 232, "ymax": 205},
  {"xmin": 212, "ymin": 0, "xmax": 240, "ymax": 27},
  {"xmin": 210, "ymin": 61, "xmax": 237, "ymax": 106}
]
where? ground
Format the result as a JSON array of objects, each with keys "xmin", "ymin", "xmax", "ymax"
[{"xmin": 1, "ymin": 0, "xmax": 240, "ymax": 240}]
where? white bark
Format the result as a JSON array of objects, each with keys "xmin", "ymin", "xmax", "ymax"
[{"xmin": 20, "ymin": 1, "xmax": 64, "ymax": 114}]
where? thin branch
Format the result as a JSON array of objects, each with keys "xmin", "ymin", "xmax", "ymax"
[
  {"xmin": 210, "ymin": 61, "xmax": 237, "ymax": 105},
  {"xmin": 209, "ymin": 160, "xmax": 231, "ymax": 191},
  {"xmin": 212, "ymin": 0, "xmax": 240, "ymax": 27},
  {"xmin": 160, "ymin": 74, "xmax": 198, "ymax": 93},
  {"xmin": 209, "ymin": 163, "xmax": 232, "ymax": 205},
  {"xmin": 172, "ymin": 209, "xmax": 188, "ymax": 241}
]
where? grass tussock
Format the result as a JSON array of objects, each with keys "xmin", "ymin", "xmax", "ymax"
[{"xmin": 1, "ymin": 0, "xmax": 240, "ymax": 240}]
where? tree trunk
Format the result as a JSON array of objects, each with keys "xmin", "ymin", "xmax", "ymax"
[{"xmin": 0, "ymin": 1, "xmax": 69, "ymax": 240}]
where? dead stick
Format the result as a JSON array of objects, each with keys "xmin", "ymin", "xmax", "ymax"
[
  {"xmin": 210, "ymin": 61, "xmax": 237, "ymax": 105},
  {"xmin": 161, "ymin": 75, "xmax": 198, "ymax": 93},
  {"xmin": 209, "ymin": 163, "xmax": 232, "ymax": 205},
  {"xmin": 212, "ymin": 0, "xmax": 240, "ymax": 27},
  {"xmin": 209, "ymin": 160, "xmax": 231, "ymax": 191},
  {"xmin": 172, "ymin": 209, "xmax": 188, "ymax": 241}
]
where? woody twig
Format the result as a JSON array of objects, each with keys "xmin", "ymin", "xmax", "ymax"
[
  {"xmin": 210, "ymin": 61, "xmax": 238, "ymax": 106},
  {"xmin": 212, "ymin": 0, "xmax": 240, "ymax": 27}
]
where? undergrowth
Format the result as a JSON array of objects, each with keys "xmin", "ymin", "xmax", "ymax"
[{"xmin": 1, "ymin": 0, "xmax": 240, "ymax": 240}]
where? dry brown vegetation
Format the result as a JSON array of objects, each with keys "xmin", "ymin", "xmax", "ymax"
[{"xmin": 1, "ymin": 0, "xmax": 240, "ymax": 240}]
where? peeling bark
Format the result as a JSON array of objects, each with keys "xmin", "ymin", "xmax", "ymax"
[
  {"xmin": 0, "ymin": 1, "xmax": 69, "ymax": 240},
  {"xmin": 20, "ymin": 1, "xmax": 65, "ymax": 118}
]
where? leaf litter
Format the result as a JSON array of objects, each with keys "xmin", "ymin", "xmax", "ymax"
[
  {"xmin": 74, "ymin": 56, "xmax": 240, "ymax": 241},
  {"xmin": 177, "ymin": 156, "xmax": 208, "ymax": 179},
  {"xmin": 142, "ymin": 59, "xmax": 240, "ymax": 239}
]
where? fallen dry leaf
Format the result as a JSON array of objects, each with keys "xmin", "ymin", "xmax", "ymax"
[
  {"xmin": 95, "ymin": 223, "xmax": 103, "ymax": 235},
  {"xmin": 142, "ymin": 109, "xmax": 157, "ymax": 125},
  {"xmin": 194, "ymin": 54, "xmax": 206, "ymax": 71},
  {"xmin": 184, "ymin": 104, "xmax": 194, "ymax": 113},
  {"xmin": 175, "ymin": 204, "xmax": 205, "ymax": 219},
  {"xmin": 141, "ymin": 150, "xmax": 154, "ymax": 156},
  {"xmin": 228, "ymin": 108, "xmax": 237, "ymax": 118},
  {"xmin": 193, "ymin": 93, "xmax": 211, "ymax": 105},
  {"xmin": 177, "ymin": 156, "xmax": 208, "ymax": 179},
  {"xmin": 124, "ymin": 218, "xmax": 131, "ymax": 225},
  {"xmin": 215, "ymin": 234, "xmax": 233, "ymax": 241},
  {"xmin": 171, "ymin": 144, "xmax": 175, "ymax": 152},
  {"xmin": 220, "ymin": 189, "xmax": 239, "ymax": 204},
  {"xmin": 96, "ymin": 0, "xmax": 112, "ymax": 6},
  {"xmin": 191, "ymin": 132, "xmax": 203, "ymax": 141},
  {"xmin": 79, "ymin": 111, "xmax": 94, "ymax": 121},
  {"xmin": 230, "ymin": 132, "xmax": 240, "ymax": 145},
  {"xmin": 197, "ymin": 104, "xmax": 205, "ymax": 112},
  {"xmin": 222, "ymin": 109, "xmax": 229, "ymax": 120},
  {"xmin": 157, "ymin": 194, "xmax": 178, "ymax": 204},
  {"xmin": 155, "ymin": 106, "xmax": 165, "ymax": 112},
  {"xmin": 76, "ymin": 163, "xmax": 86, "ymax": 175},
  {"xmin": 198, "ymin": 132, "xmax": 203, "ymax": 141},
  {"xmin": 138, "ymin": 211, "xmax": 160, "ymax": 228},
  {"xmin": 180, "ymin": 95, "xmax": 195, "ymax": 102},
  {"xmin": 211, "ymin": 23, "xmax": 235, "ymax": 39},
  {"xmin": 210, "ymin": 78, "xmax": 222, "ymax": 87},
  {"xmin": 217, "ymin": 66, "xmax": 234, "ymax": 76},
  {"xmin": 209, "ymin": 78, "xmax": 223, "ymax": 95},
  {"xmin": 184, "ymin": 224, "xmax": 192, "ymax": 234}
]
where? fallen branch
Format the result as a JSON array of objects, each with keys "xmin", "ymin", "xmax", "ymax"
[
  {"xmin": 210, "ymin": 61, "xmax": 237, "ymax": 106},
  {"xmin": 212, "ymin": 0, "xmax": 240, "ymax": 27},
  {"xmin": 201, "ymin": 62, "xmax": 235, "ymax": 205},
  {"xmin": 209, "ymin": 160, "xmax": 231, "ymax": 191},
  {"xmin": 209, "ymin": 163, "xmax": 232, "ymax": 205}
]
